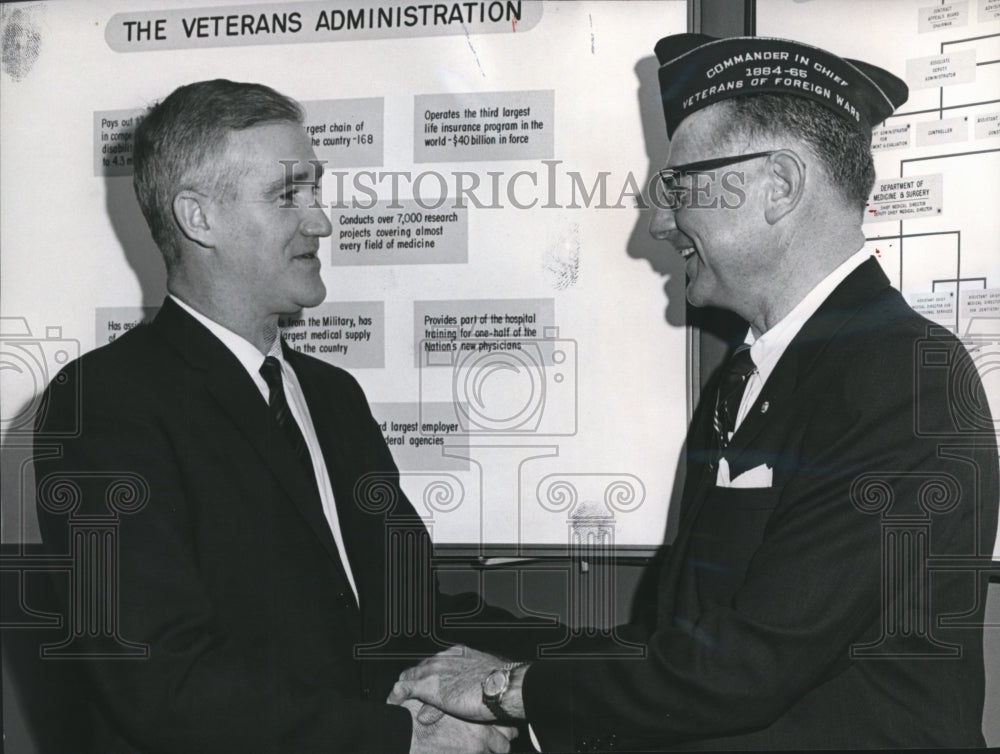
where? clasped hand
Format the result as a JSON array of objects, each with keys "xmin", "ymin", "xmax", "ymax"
[
  {"xmin": 389, "ymin": 646, "xmax": 519, "ymax": 754},
  {"xmin": 388, "ymin": 646, "xmax": 521, "ymax": 753}
]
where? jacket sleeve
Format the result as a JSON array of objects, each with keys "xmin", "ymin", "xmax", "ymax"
[{"xmin": 337, "ymin": 365, "xmax": 568, "ymax": 663}]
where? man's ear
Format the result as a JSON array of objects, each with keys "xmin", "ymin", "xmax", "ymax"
[
  {"xmin": 763, "ymin": 150, "xmax": 806, "ymax": 225},
  {"xmin": 172, "ymin": 190, "xmax": 215, "ymax": 248}
]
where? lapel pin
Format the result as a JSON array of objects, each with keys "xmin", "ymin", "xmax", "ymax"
[{"xmin": 760, "ymin": 401, "xmax": 770, "ymax": 414}]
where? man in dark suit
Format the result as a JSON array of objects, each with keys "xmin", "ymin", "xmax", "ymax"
[
  {"xmin": 33, "ymin": 79, "xmax": 518, "ymax": 753},
  {"xmin": 391, "ymin": 35, "xmax": 1000, "ymax": 750}
]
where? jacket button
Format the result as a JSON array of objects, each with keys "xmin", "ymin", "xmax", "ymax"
[
  {"xmin": 361, "ymin": 687, "xmax": 372, "ymax": 699},
  {"xmin": 337, "ymin": 592, "xmax": 352, "ymax": 607}
]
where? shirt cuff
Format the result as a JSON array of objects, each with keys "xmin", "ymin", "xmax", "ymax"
[{"xmin": 528, "ymin": 723, "xmax": 542, "ymax": 751}]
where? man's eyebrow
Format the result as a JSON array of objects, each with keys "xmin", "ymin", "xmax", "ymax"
[{"xmin": 263, "ymin": 163, "xmax": 325, "ymax": 195}]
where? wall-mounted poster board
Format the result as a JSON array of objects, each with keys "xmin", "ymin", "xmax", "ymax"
[
  {"xmin": 756, "ymin": 0, "xmax": 1000, "ymax": 560},
  {"xmin": 1, "ymin": 0, "xmax": 691, "ymax": 551}
]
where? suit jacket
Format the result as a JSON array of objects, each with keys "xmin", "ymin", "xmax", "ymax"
[
  {"xmin": 33, "ymin": 298, "xmax": 508, "ymax": 753},
  {"xmin": 522, "ymin": 258, "xmax": 999, "ymax": 751}
]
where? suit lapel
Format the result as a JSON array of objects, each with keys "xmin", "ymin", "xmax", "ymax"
[
  {"xmin": 663, "ymin": 259, "xmax": 893, "ymax": 607},
  {"xmin": 657, "ymin": 386, "xmax": 718, "ymax": 597},
  {"xmin": 722, "ymin": 258, "xmax": 892, "ymax": 479},
  {"xmin": 152, "ymin": 299, "xmax": 346, "ymax": 570}
]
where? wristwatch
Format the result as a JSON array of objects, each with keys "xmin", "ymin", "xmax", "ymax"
[{"xmin": 481, "ymin": 661, "xmax": 525, "ymax": 720}]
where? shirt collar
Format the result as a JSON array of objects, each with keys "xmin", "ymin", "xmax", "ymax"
[
  {"xmin": 169, "ymin": 295, "xmax": 282, "ymax": 379},
  {"xmin": 748, "ymin": 248, "xmax": 872, "ymax": 385}
]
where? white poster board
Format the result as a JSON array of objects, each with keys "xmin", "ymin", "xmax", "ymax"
[{"xmin": 0, "ymin": 0, "xmax": 690, "ymax": 549}]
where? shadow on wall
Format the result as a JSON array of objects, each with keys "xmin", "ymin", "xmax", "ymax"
[
  {"xmin": 624, "ymin": 55, "xmax": 686, "ymax": 332},
  {"xmin": 622, "ymin": 55, "xmax": 689, "ymax": 552},
  {"xmin": 2, "ymin": 558, "xmax": 94, "ymax": 753},
  {"xmin": 0, "ymin": 316, "xmax": 93, "ymax": 752},
  {"xmin": 2, "ymin": 408, "xmax": 93, "ymax": 751},
  {"xmin": 0, "ymin": 146, "xmax": 165, "ymax": 754},
  {"xmin": 104, "ymin": 172, "xmax": 167, "ymax": 311},
  {"xmin": 622, "ymin": 55, "xmax": 749, "ymax": 551}
]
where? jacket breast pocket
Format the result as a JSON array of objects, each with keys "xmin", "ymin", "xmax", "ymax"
[{"xmin": 684, "ymin": 487, "xmax": 782, "ymax": 598}]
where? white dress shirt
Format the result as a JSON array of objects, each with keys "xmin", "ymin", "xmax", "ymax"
[
  {"xmin": 716, "ymin": 249, "xmax": 872, "ymax": 487},
  {"xmin": 170, "ymin": 295, "xmax": 360, "ymax": 602}
]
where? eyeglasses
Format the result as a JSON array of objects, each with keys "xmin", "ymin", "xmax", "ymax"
[{"xmin": 655, "ymin": 151, "xmax": 776, "ymax": 208}]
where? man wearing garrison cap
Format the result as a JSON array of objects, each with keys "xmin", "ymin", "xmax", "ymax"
[{"xmin": 391, "ymin": 35, "xmax": 999, "ymax": 750}]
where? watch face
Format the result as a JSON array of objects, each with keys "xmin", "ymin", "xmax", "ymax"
[{"xmin": 483, "ymin": 669, "xmax": 505, "ymax": 697}]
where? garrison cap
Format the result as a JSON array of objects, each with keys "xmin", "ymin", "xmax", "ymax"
[{"xmin": 654, "ymin": 34, "xmax": 908, "ymax": 137}]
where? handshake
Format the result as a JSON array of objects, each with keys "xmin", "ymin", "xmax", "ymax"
[{"xmin": 388, "ymin": 645, "xmax": 531, "ymax": 754}]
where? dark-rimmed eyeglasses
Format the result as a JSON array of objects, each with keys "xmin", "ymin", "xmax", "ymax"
[{"xmin": 656, "ymin": 151, "xmax": 777, "ymax": 205}]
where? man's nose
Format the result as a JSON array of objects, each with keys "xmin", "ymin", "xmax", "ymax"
[
  {"xmin": 648, "ymin": 203, "xmax": 678, "ymax": 240},
  {"xmin": 301, "ymin": 205, "xmax": 333, "ymax": 237}
]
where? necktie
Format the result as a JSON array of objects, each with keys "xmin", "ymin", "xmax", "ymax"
[
  {"xmin": 260, "ymin": 356, "xmax": 360, "ymax": 604},
  {"xmin": 713, "ymin": 345, "xmax": 756, "ymax": 452},
  {"xmin": 259, "ymin": 356, "xmax": 317, "ymax": 486}
]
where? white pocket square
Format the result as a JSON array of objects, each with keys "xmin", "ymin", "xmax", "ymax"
[{"xmin": 717, "ymin": 458, "xmax": 773, "ymax": 488}]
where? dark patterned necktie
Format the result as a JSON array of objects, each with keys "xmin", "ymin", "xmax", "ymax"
[
  {"xmin": 713, "ymin": 345, "xmax": 756, "ymax": 451},
  {"xmin": 259, "ymin": 356, "xmax": 317, "ymax": 485}
]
